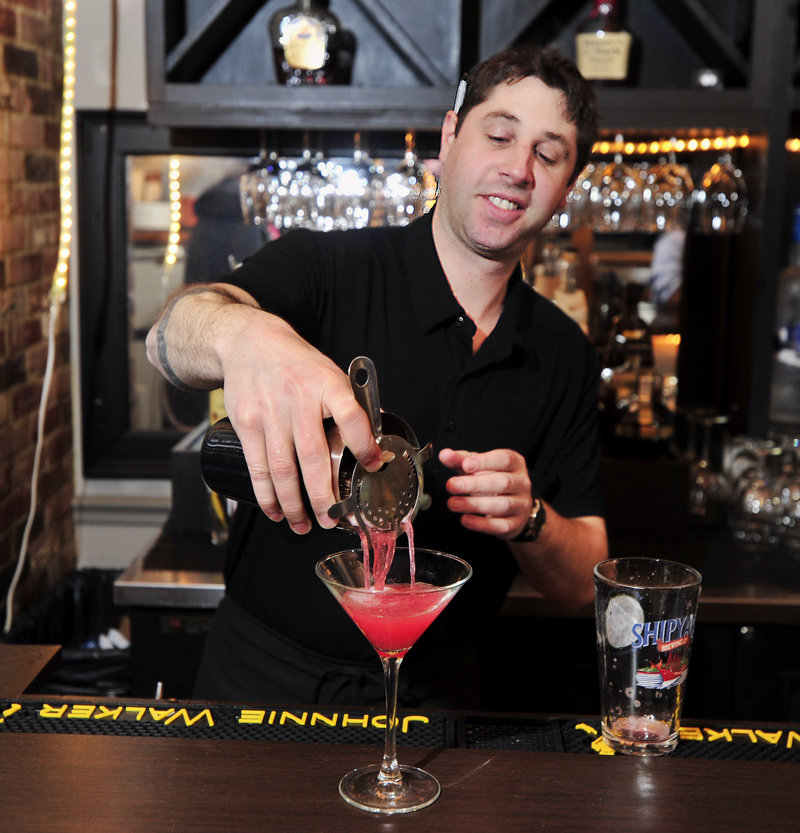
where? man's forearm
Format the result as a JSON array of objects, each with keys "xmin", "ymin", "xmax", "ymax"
[
  {"xmin": 146, "ymin": 283, "xmax": 249, "ymax": 390},
  {"xmin": 509, "ymin": 510, "xmax": 607, "ymax": 609}
]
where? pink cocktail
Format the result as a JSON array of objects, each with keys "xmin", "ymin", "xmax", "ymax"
[
  {"xmin": 339, "ymin": 582, "xmax": 460, "ymax": 658},
  {"xmin": 316, "ymin": 548, "xmax": 471, "ymax": 814}
]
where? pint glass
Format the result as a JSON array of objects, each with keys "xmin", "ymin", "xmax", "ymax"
[{"xmin": 594, "ymin": 557, "xmax": 702, "ymax": 755}]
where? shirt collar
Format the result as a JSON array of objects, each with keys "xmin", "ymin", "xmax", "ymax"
[
  {"xmin": 403, "ymin": 211, "xmax": 467, "ymax": 334},
  {"xmin": 403, "ymin": 212, "xmax": 541, "ymax": 356}
]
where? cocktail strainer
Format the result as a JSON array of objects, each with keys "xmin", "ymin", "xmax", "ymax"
[{"xmin": 327, "ymin": 356, "xmax": 432, "ymax": 534}]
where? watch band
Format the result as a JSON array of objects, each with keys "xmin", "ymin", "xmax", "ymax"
[{"xmin": 512, "ymin": 496, "xmax": 547, "ymax": 542}]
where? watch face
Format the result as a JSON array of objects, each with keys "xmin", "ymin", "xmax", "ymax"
[{"xmin": 514, "ymin": 498, "xmax": 545, "ymax": 542}]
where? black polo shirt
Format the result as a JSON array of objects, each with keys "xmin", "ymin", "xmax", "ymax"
[{"xmin": 218, "ymin": 211, "xmax": 604, "ymax": 671}]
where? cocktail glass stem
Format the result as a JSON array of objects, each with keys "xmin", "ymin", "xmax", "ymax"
[{"xmin": 377, "ymin": 656, "xmax": 403, "ymax": 789}]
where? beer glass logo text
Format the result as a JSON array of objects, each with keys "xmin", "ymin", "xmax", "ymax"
[{"xmin": 631, "ymin": 615, "xmax": 695, "ymax": 651}]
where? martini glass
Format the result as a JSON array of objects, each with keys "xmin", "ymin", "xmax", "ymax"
[{"xmin": 315, "ymin": 547, "xmax": 472, "ymax": 814}]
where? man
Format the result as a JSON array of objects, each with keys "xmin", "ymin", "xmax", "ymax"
[{"xmin": 147, "ymin": 44, "xmax": 607, "ymax": 708}]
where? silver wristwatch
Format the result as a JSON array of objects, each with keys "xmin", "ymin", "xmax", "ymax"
[{"xmin": 512, "ymin": 496, "xmax": 547, "ymax": 542}]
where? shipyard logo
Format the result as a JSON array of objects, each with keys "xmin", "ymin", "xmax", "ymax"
[
  {"xmin": 631, "ymin": 615, "xmax": 695, "ymax": 651},
  {"xmin": 603, "ymin": 594, "xmax": 695, "ymax": 651}
]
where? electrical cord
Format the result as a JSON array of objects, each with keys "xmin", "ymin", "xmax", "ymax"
[{"xmin": 4, "ymin": 295, "xmax": 60, "ymax": 634}]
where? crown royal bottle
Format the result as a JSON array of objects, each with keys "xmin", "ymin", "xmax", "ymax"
[{"xmin": 270, "ymin": 0, "xmax": 347, "ymax": 86}]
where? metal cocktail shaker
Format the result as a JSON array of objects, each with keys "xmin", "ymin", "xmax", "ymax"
[{"xmin": 199, "ymin": 357, "xmax": 432, "ymax": 534}]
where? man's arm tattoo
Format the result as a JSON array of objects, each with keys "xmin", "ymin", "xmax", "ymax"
[{"xmin": 156, "ymin": 286, "xmax": 241, "ymax": 391}]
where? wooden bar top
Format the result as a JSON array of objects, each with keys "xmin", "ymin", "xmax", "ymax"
[
  {"xmin": 0, "ymin": 646, "xmax": 797, "ymax": 830},
  {"xmin": 0, "ymin": 732, "xmax": 796, "ymax": 832},
  {"xmin": 0, "ymin": 643, "xmax": 60, "ymax": 697}
]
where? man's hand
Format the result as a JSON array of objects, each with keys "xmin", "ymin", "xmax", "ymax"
[
  {"xmin": 439, "ymin": 447, "xmax": 533, "ymax": 540},
  {"xmin": 440, "ymin": 446, "xmax": 608, "ymax": 609},
  {"xmin": 219, "ymin": 316, "xmax": 385, "ymax": 533},
  {"xmin": 146, "ymin": 283, "xmax": 383, "ymax": 533}
]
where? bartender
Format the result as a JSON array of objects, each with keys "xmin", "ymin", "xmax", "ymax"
[{"xmin": 146, "ymin": 43, "xmax": 608, "ymax": 709}]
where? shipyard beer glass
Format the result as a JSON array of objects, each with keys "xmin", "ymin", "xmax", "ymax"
[{"xmin": 594, "ymin": 557, "xmax": 701, "ymax": 755}]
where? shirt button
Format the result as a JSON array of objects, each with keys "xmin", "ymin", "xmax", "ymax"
[
  {"xmin": 456, "ymin": 316, "xmax": 465, "ymax": 326},
  {"xmin": 446, "ymin": 420, "xmax": 456, "ymax": 432}
]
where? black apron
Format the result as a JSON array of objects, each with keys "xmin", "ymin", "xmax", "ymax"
[{"xmin": 193, "ymin": 595, "xmax": 481, "ymax": 709}]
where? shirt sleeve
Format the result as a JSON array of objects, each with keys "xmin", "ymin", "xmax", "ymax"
[
  {"xmin": 216, "ymin": 228, "xmax": 328, "ymax": 343},
  {"xmin": 535, "ymin": 333, "xmax": 605, "ymax": 520}
]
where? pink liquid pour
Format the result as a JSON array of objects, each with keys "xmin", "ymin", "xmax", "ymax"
[{"xmin": 358, "ymin": 519, "xmax": 416, "ymax": 590}]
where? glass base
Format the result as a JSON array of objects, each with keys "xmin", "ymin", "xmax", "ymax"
[
  {"xmin": 602, "ymin": 721, "xmax": 678, "ymax": 756},
  {"xmin": 339, "ymin": 764, "xmax": 441, "ymax": 814}
]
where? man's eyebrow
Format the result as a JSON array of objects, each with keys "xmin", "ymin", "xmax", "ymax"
[
  {"xmin": 482, "ymin": 111, "xmax": 572, "ymax": 157},
  {"xmin": 482, "ymin": 110, "xmax": 519, "ymax": 125}
]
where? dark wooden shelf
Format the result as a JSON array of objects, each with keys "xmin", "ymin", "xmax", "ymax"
[
  {"xmin": 595, "ymin": 89, "xmax": 766, "ymax": 133},
  {"xmin": 145, "ymin": 1, "xmax": 779, "ymax": 134},
  {"xmin": 146, "ymin": 85, "xmax": 768, "ymax": 133},
  {"xmin": 147, "ymin": 84, "xmax": 456, "ymax": 131}
]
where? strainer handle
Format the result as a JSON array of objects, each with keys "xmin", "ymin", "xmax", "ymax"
[{"xmin": 349, "ymin": 356, "xmax": 383, "ymax": 438}]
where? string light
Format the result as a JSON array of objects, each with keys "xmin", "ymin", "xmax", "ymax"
[
  {"xmin": 164, "ymin": 156, "xmax": 182, "ymax": 268},
  {"xmin": 52, "ymin": 0, "xmax": 77, "ymax": 305},
  {"xmin": 591, "ymin": 133, "xmax": 752, "ymax": 156},
  {"xmin": 5, "ymin": 1, "xmax": 77, "ymax": 633}
]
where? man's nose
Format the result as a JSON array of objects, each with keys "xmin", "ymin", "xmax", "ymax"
[{"xmin": 501, "ymin": 146, "xmax": 534, "ymax": 186}]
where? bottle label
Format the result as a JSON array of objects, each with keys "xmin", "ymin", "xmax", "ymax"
[
  {"xmin": 575, "ymin": 31, "xmax": 632, "ymax": 80},
  {"xmin": 282, "ymin": 15, "xmax": 327, "ymax": 71},
  {"xmin": 789, "ymin": 322, "xmax": 800, "ymax": 355},
  {"xmin": 209, "ymin": 388, "xmax": 227, "ymax": 424}
]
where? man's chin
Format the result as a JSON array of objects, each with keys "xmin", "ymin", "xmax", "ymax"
[{"xmin": 471, "ymin": 235, "xmax": 529, "ymax": 265}]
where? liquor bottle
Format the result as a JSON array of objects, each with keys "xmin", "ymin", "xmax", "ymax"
[
  {"xmin": 574, "ymin": 1, "xmax": 635, "ymax": 85},
  {"xmin": 612, "ymin": 370, "xmax": 674, "ymax": 444},
  {"xmin": 603, "ymin": 281, "xmax": 653, "ymax": 371},
  {"xmin": 769, "ymin": 205, "xmax": 800, "ymax": 432},
  {"xmin": 270, "ymin": 0, "xmax": 346, "ymax": 86}
]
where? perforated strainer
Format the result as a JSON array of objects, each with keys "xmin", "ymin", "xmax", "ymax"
[{"xmin": 328, "ymin": 356, "xmax": 431, "ymax": 534}]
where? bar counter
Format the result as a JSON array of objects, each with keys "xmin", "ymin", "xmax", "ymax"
[
  {"xmin": 2, "ymin": 647, "xmax": 799, "ymax": 832},
  {"xmin": 114, "ymin": 525, "xmax": 800, "ymax": 625},
  {"xmin": 3, "ymin": 731, "xmax": 798, "ymax": 832}
]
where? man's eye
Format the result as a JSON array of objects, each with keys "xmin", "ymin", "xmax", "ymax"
[
  {"xmin": 488, "ymin": 134, "xmax": 510, "ymax": 144},
  {"xmin": 536, "ymin": 148, "xmax": 558, "ymax": 165}
]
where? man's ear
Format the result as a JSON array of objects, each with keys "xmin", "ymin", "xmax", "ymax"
[{"xmin": 439, "ymin": 110, "xmax": 459, "ymax": 163}]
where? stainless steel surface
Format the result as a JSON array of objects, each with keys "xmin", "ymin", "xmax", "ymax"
[{"xmin": 113, "ymin": 531, "xmax": 224, "ymax": 610}]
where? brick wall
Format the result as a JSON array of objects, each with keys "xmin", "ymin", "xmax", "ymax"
[{"xmin": 0, "ymin": 1, "xmax": 75, "ymax": 627}]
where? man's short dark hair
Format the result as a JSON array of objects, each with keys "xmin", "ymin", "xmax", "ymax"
[{"xmin": 455, "ymin": 44, "xmax": 599, "ymax": 180}]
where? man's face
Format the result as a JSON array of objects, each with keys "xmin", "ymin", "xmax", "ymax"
[{"xmin": 436, "ymin": 75, "xmax": 578, "ymax": 264}]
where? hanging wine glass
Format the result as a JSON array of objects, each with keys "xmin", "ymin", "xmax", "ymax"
[
  {"xmin": 641, "ymin": 154, "xmax": 695, "ymax": 232},
  {"xmin": 330, "ymin": 132, "xmax": 375, "ymax": 230},
  {"xmin": 239, "ymin": 151, "xmax": 280, "ymax": 231},
  {"xmin": 311, "ymin": 149, "xmax": 338, "ymax": 232},
  {"xmin": 692, "ymin": 153, "xmax": 748, "ymax": 234},
  {"xmin": 383, "ymin": 131, "xmax": 430, "ymax": 227},
  {"xmin": 776, "ymin": 436, "xmax": 800, "ymax": 551},
  {"xmin": 282, "ymin": 131, "xmax": 330, "ymax": 230},
  {"xmin": 728, "ymin": 441, "xmax": 784, "ymax": 551},
  {"xmin": 588, "ymin": 136, "xmax": 642, "ymax": 233},
  {"xmin": 260, "ymin": 155, "xmax": 297, "ymax": 232},
  {"xmin": 687, "ymin": 412, "xmax": 730, "ymax": 523},
  {"xmin": 547, "ymin": 161, "xmax": 595, "ymax": 231}
]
